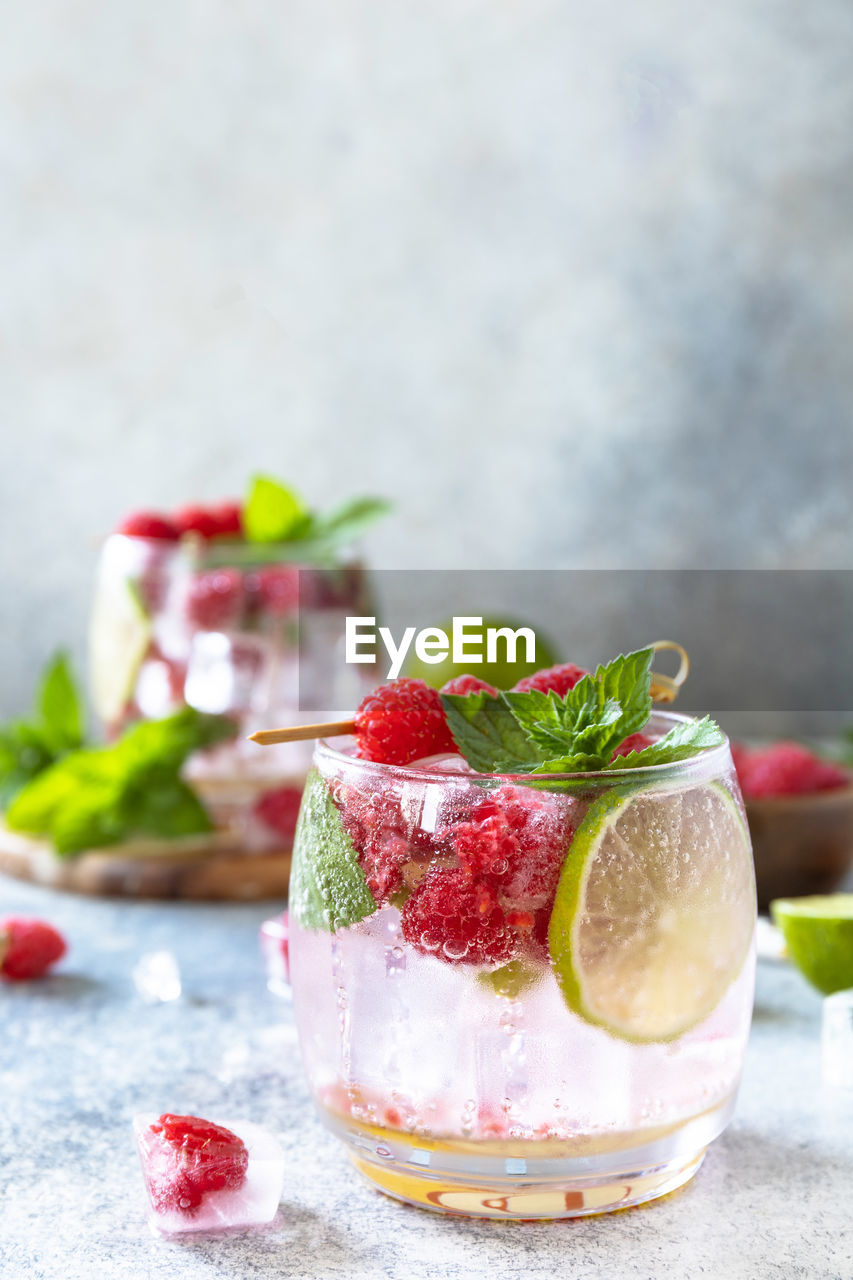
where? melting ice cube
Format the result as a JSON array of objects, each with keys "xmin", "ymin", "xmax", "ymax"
[
  {"xmin": 134, "ymin": 1114, "xmax": 285, "ymax": 1234},
  {"xmin": 132, "ymin": 951, "xmax": 182, "ymax": 1004}
]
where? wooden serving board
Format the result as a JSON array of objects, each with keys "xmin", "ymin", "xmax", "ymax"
[{"xmin": 0, "ymin": 824, "xmax": 292, "ymax": 901}]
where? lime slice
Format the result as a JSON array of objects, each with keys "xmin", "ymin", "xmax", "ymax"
[
  {"xmin": 770, "ymin": 895, "xmax": 853, "ymax": 994},
  {"xmin": 548, "ymin": 783, "xmax": 755, "ymax": 1042},
  {"xmin": 89, "ymin": 576, "xmax": 153, "ymax": 725},
  {"xmin": 403, "ymin": 615, "xmax": 559, "ymax": 690}
]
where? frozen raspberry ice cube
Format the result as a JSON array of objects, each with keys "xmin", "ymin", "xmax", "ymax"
[
  {"xmin": 186, "ymin": 569, "xmax": 246, "ymax": 631},
  {"xmin": 401, "ymin": 866, "xmax": 518, "ymax": 965},
  {"xmin": 134, "ymin": 1113, "xmax": 284, "ymax": 1234},
  {"xmin": 333, "ymin": 777, "xmax": 449, "ymax": 904}
]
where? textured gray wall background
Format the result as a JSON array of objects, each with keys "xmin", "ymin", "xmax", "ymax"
[{"xmin": 1, "ymin": 1, "xmax": 852, "ymax": 716}]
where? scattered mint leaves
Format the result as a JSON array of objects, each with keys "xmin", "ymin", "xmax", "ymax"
[
  {"xmin": 0, "ymin": 723, "xmax": 56, "ymax": 808},
  {"xmin": 440, "ymin": 690, "xmax": 542, "ymax": 773},
  {"xmin": 443, "ymin": 648, "xmax": 724, "ymax": 775},
  {"xmin": 0, "ymin": 653, "xmax": 85, "ymax": 807},
  {"xmin": 289, "ymin": 769, "xmax": 377, "ymax": 930},
  {"xmin": 6, "ymin": 707, "xmax": 236, "ymax": 856}
]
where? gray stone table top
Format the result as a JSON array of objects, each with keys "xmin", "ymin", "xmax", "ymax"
[{"xmin": 1, "ymin": 878, "xmax": 850, "ymax": 1280}]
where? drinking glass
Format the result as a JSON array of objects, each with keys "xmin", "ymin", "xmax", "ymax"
[{"xmin": 289, "ymin": 712, "xmax": 756, "ymax": 1219}]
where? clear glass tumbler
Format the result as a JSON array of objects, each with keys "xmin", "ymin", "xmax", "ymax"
[
  {"xmin": 289, "ymin": 712, "xmax": 756, "ymax": 1219},
  {"xmin": 89, "ymin": 533, "xmax": 373, "ymax": 853}
]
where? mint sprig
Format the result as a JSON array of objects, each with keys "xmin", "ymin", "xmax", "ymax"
[
  {"xmin": 0, "ymin": 653, "xmax": 85, "ymax": 807},
  {"xmin": 240, "ymin": 474, "xmax": 390, "ymax": 554},
  {"xmin": 441, "ymin": 648, "xmax": 724, "ymax": 775},
  {"xmin": 5, "ymin": 708, "xmax": 236, "ymax": 856}
]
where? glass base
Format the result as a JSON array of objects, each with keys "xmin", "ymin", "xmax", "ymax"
[
  {"xmin": 350, "ymin": 1147, "xmax": 705, "ymax": 1219},
  {"xmin": 324, "ymin": 1095, "xmax": 734, "ymax": 1221}
]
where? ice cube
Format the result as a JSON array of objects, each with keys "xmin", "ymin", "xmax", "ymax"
[
  {"xmin": 132, "ymin": 951, "xmax": 182, "ymax": 1004},
  {"xmin": 184, "ymin": 632, "xmax": 270, "ymax": 716},
  {"xmin": 134, "ymin": 1114, "xmax": 285, "ymax": 1234},
  {"xmin": 259, "ymin": 914, "xmax": 290, "ymax": 997},
  {"xmin": 822, "ymin": 989, "xmax": 853, "ymax": 1089}
]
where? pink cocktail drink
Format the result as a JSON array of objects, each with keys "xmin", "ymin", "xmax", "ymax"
[{"xmin": 289, "ymin": 692, "xmax": 755, "ymax": 1218}]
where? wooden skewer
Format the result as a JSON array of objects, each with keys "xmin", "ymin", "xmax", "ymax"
[
  {"xmin": 249, "ymin": 719, "xmax": 356, "ymax": 746},
  {"xmin": 249, "ymin": 640, "xmax": 691, "ymax": 747}
]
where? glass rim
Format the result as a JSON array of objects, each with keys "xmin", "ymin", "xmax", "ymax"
[
  {"xmin": 105, "ymin": 531, "xmax": 363, "ymax": 569},
  {"xmin": 316, "ymin": 709, "xmax": 732, "ymax": 785}
]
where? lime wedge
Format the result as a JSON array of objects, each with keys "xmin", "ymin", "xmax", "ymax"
[
  {"xmin": 89, "ymin": 576, "xmax": 153, "ymax": 725},
  {"xmin": 548, "ymin": 783, "xmax": 755, "ymax": 1042},
  {"xmin": 770, "ymin": 895, "xmax": 853, "ymax": 994}
]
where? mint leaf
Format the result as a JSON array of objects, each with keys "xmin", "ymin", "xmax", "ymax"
[
  {"xmin": 441, "ymin": 691, "xmax": 542, "ymax": 773},
  {"xmin": 244, "ymin": 475, "xmax": 311, "ymax": 543},
  {"xmin": 499, "ymin": 649, "xmax": 653, "ymax": 767},
  {"xmin": 310, "ymin": 497, "xmax": 392, "ymax": 546},
  {"xmin": 608, "ymin": 716, "xmax": 726, "ymax": 769},
  {"xmin": 501, "ymin": 688, "xmax": 623, "ymax": 759},
  {"xmin": 444, "ymin": 648, "xmax": 723, "ymax": 776},
  {"xmin": 6, "ymin": 708, "xmax": 234, "ymax": 856},
  {"xmin": 38, "ymin": 652, "xmax": 84, "ymax": 753},
  {"xmin": 290, "ymin": 769, "xmax": 377, "ymax": 930}
]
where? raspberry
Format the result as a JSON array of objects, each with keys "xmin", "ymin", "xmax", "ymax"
[
  {"xmin": 335, "ymin": 782, "xmax": 432, "ymax": 903},
  {"xmin": 513, "ymin": 663, "xmax": 588, "ymax": 696},
  {"xmin": 117, "ymin": 511, "xmax": 180, "ymax": 541},
  {"xmin": 145, "ymin": 1114, "xmax": 248, "ymax": 1214},
  {"xmin": 441, "ymin": 675, "xmax": 498, "ymax": 697},
  {"xmin": 0, "ymin": 918, "xmax": 67, "ymax": 981},
  {"xmin": 398, "ymin": 785, "xmax": 578, "ymax": 967},
  {"xmin": 611, "ymin": 732, "xmax": 656, "ymax": 759},
  {"xmin": 354, "ymin": 679, "xmax": 456, "ymax": 765},
  {"xmin": 173, "ymin": 504, "xmax": 222, "ymax": 540},
  {"xmin": 253, "ymin": 786, "xmax": 303, "ymax": 843},
  {"xmin": 451, "ymin": 785, "xmax": 574, "ymax": 912},
  {"xmin": 208, "ymin": 501, "xmax": 243, "ymax": 539},
  {"xmin": 733, "ymin": 742, "xmax": 851, "ymax": 800},
  {"xmin": 401, "ymin": 867, "xmax": 518, "ymax": 965},
  {"xmin": 247, "ymin": 565, "xmax": 300, "ymax": 617},
  {"xmin": 185, "ymin": 568, "xmax": 245, "ymax": 630}
]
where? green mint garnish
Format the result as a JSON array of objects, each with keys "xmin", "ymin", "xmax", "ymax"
[
  {"xmin": 440, "ymin": 690, "xmax": 542, "ymax": 774},
  {"xmin": 0, "ymin": 652, "xmax": 85, "ymax": 807},
  {"xmin": 441, "ymin": 647, "xmax": 725, "ymax": 775},
  {"xmin": 241, "ymin": 473, "xmax": 390, "ymax": 554},
  {"xmin": 607, "ymin": 716, "xmax": 725, "ymax": 769},
  {"xmin": 290, "ymin": 769, "xmax": 377, "ymax": 931},
  {"xmin": 5, "ymin": 707, "xmax": 235, "ymax": 856},
  {"xmin": 243, "ymin": 475, "xmax": 312, "ymax": 543}
]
